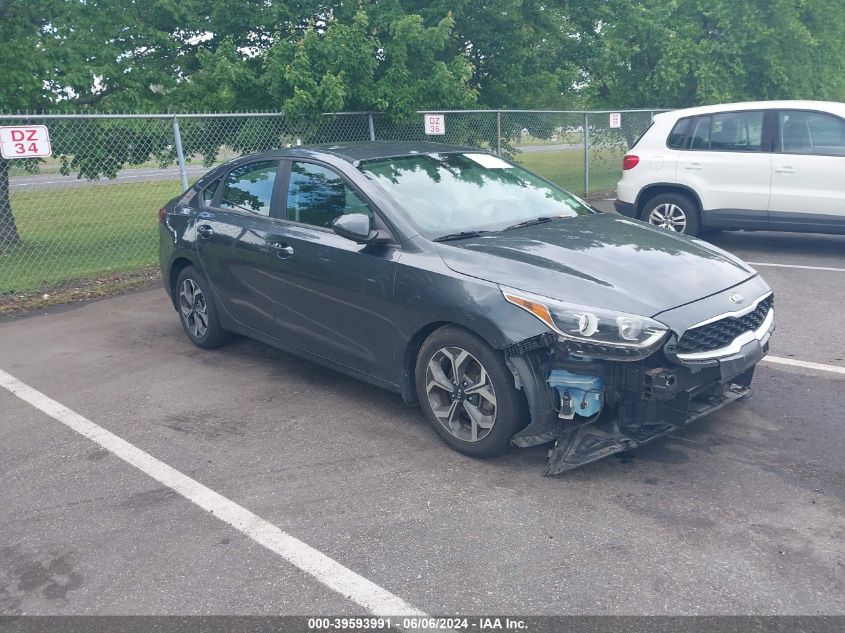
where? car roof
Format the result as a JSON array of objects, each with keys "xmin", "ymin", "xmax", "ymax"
[
  {"xmin": 243, "ymin": 141, "xmax": 482, "ymax": 165},
  {"xmin": 654, "ymin": 100, "xmax": 845, "ymax": 122}
]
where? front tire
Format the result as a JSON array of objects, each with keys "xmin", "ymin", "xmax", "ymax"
[
  {"xmin": 175, "ymin": 266, "xmax": 231, "ymax": 349},
  {"xmin": 415, "ymin": 325, "xmax": 527, "ymax": 458},
  {"xmin": 641, "ymin": 192, "xmax": 701, "ymax": 236}
]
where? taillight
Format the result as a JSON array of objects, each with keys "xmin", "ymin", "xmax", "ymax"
[
  {"xmin": 622, "ymin": 155, "xmax": 640, "ymax": 170},
  {"xmin": 158, "ymin": 207, "xmax": 166, "ymax": 223}
]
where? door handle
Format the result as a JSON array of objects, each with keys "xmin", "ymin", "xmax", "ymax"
[
  {"xmin": 197, "ymin": 224, "xmax": 214, "ymax": 239},
  {"xmin": 775, "ymin": 166, "xmax": 795, "ymax": 175},
  {"xmin": 269, "ymin": 240, "xmax": 294, "ymax": 259},
  {"xmin": 684, "ymin": 163, "xmax": 703, "ymax": 171}
]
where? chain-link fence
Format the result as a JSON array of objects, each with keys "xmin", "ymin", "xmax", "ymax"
[{"xmin": 0, "ymin": 109, "xmax": 660, "ymax": 296}]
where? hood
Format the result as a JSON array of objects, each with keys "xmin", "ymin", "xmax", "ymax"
[{"xmin": 435, "ymin": 213, "xmax": 756, "ymax": 317}]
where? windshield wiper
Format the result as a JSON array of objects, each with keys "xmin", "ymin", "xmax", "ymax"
[
  {"xmin": 433, "ymin": 230, "xmax": 494, "ymax": 242},
  {"xmin": 502, "ymin": 216, "xmax": 555, "ymax": 231}
]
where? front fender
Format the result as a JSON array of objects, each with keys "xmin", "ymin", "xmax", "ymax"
[{"xmin": 393, "ymin": 255, "xmax": 552, "ymax": 403}]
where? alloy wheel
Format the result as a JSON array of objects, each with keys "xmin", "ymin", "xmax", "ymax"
[
  {"xmin": 647, "ymin": 203, "xmax": 687, "ymax": 232},
  {"xmin": 179, "ymin": 278, "xmax": 209, "ymax": 338},
  {"xmin": 425, "ymin": 346, "xmax": 497, "ymax": 443}
]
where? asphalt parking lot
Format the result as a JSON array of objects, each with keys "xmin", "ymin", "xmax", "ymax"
[{"xmin": 1, "ymin": 216, "xmax": 844, "ymax": 617}]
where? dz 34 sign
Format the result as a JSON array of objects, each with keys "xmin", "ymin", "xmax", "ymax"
[{"xmin": 0, "ymin": 125, "xmax": 53, "ymax": 159}]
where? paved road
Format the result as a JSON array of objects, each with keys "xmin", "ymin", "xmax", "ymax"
[
  {"xmin": 0, "ymin": 236, "xmax": 843, "ymax": 616},
  {"xmin": 512, "ymin": 143, "xmax": 582, "ymax": 153},
  {"xmin": 8, "ymin": 166, "xmax": 209, "ymax": 191}
]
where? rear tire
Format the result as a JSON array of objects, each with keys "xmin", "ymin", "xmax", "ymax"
[
  {"xmin": 641, "ymin": 192, "xmax": 701, "ymax": 236},
  {"xmin": 415, "ymin": 325, "xmax": 527, "ymax": 458},
  {"xmin": 175, "ymin": 266, "xmax": 231, "ymax": 349}
]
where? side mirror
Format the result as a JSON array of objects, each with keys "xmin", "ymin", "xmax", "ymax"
[{"xmin": 332, "ymin": 213, "xmax": 391, "ymax": 244}]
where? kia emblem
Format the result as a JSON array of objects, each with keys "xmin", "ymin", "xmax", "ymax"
[{"xmin": 729, "ymin": 293, "xmax": 745, "ymax": 305}]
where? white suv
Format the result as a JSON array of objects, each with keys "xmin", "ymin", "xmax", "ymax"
[{"xmin": 615, "ymin": 100, "xmax": 845, "ymax": 236}]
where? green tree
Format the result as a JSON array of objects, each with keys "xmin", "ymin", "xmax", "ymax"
[
  {"xmin": 0, "ymin": 1, "xmax": 477, "ymax": 247},
  {"xmin": 400, "ymin": 0, "xmax": 586, "ymax": 109},
  {"xmin": 584, "ymin": 0, "xmax": 845, "ymax": 108},
  {"xmin": 4, "ymin": 0, "xmax": 845, "ymax": 248},
  {"xmin": 0, "ymin": 0, "xmax": 208, "ymax": 246},
  {"xmin": 183, "ymin": 5, "xmax": 477, "ymax": 118},
  {"xmin": 0, "ymin": 0, "xmax": 55, "ymax": 245}
]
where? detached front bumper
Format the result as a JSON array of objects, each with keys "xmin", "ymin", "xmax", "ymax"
[
  {"xmin": 544, "ymin": 336, "xmax": 768, "ymax": 474},
  {"xmin": 504, "ymin": 281, "xmax": 774, "ymax": 474}
]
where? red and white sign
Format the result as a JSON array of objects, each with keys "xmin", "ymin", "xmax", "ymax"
[
  {"xmin": 0, "ymin": 125, "xmax": 52, "ymax": 159},
  {"xmin": 609, "ymin": 112, "xmax": 622, "ymax": 129},
  {"xmin": 424, "ymin": 114, "xmax": 445, "ymax": 135}
]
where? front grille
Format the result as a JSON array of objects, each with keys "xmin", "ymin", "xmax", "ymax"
[{"xmin": 676, "ymin": 295, "xmax": 773, "ymax": 355}]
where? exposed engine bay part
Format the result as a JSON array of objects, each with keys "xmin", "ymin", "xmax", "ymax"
[{"xmin": 548, "ymin": 369, "xmax": 603, "ymax": 419}]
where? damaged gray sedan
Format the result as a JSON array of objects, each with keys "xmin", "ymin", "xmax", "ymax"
[{"xmin": 159, "ymin": 142, "xmax": 774, "ymax": 473}]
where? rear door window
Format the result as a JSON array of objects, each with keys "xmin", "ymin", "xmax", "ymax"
[
  {"xmin": 709, "ymin": 111, "xmax": 763, "ymax": 152},
  {"xmin": 686, "ymin": 112, "xmax": 764, "ymax": 151},
  {"xmin": 688, "ymin": 117, "xmax": 711, "ymax": 150},
  {"xmin": 219, "ymin": 161, "xmax": 279, "ymax": 216}
]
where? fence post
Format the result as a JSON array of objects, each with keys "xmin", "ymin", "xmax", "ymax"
[
  {"xmin": 367, "ymin": 113, "xmax": 376, "ymax": 141},
  {"xmin": 583, "ymin": 112, "xmax": 590, "ymax": 198},
  {"xmin": 171, "ymin": 116, "xmax": 189, "ymax": 191},
  {"xmin": 496, "ymin": 111, "xmax": 502, "ymax": 156}
]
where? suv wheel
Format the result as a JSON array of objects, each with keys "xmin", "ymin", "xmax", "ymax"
[
  {"xmin": 415, "ymin": 325, "xmax": 527, "ymax": 458},
  {"xmin": 641, "ymin": 192, "xmax": 701, "ymax": 236}
]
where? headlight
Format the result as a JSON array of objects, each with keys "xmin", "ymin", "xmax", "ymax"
[{"xmin": 501, "ymin": 286, "xmax": 669, "ymax": 360}]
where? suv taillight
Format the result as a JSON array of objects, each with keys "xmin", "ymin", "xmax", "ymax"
[
  {"xmin": 622, "ymin": 155, "xmax": 640, "ymax": 170},
  {"xmin": 158, "ymin": 207, "xmax": 166, "ymax": 223}
]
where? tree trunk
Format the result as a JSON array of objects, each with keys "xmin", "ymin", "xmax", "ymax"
[{"xmin": 0, "ymin": 160, "xmax": 21, "ymax": 247}]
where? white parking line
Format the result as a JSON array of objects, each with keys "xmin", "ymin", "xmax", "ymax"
[
  {"xmin": 747, "ymin": 262, "xmax": 845, "ymax": 273},
  {"xmin": 762, "ymin": 356, "xmax": 845, "ymax": 375},
  {"xmin": 0, "ymin": 368, "xmax": 425, "ymax": 617}
]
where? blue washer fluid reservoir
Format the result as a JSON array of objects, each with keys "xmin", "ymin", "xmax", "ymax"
[{"xmin": 548, "ymin": 369, "xmax": 604, "ymax": 418}]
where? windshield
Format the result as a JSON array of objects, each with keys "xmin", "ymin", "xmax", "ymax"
[{"xmin": 358, "ymin": 152, "xmax": 594, "ymax": 238}]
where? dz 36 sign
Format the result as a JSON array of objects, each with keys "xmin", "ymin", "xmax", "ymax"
[
  {"xmin": 424, "ymin": 114, "xmax": 445, "ymax": 135},
  {"xmin": 0, "ymin": 125, "xmax": 53, "ymax": 159}
]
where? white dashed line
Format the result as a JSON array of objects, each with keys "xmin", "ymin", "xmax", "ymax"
[
  {"xmin": 762, "ymin": 356, "xmax": 845, "ymax": 375},
  {"xmin": 0, "ymin": 368, "xmax": 425, "ymax": 617},
  {"xmin": 747, "ymin": 262, "xmax": 845, "ymax": 273}
]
